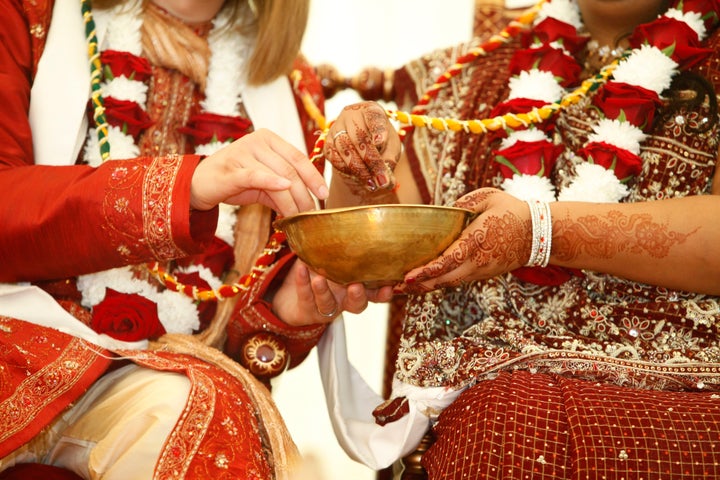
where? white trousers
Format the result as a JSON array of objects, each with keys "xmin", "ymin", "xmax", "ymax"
[{"xmin": 2, "ymin": 364, "xmax": 191, "ymax": 480}]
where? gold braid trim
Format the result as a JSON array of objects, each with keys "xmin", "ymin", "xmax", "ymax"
[{"xmin": 149, "ymin": 333, "xmax": 301, "ymax": 479}]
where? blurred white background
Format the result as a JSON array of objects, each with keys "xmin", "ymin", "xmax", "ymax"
[{"xmin": 270, "ymin": 1, "xmax": 474, "ymax": 479}]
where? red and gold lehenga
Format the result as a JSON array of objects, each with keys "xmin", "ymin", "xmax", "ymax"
[
  {"xmin": 0, "ymin": 1, "xmax": 326, "ymax": 478},
  {"xmin": 365, "ymin": 10, "xmax": 720, "ymax": 480}
]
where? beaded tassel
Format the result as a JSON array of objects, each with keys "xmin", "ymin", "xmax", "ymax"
[{"xmin": 82, "ymin": 0, "xmax": 111, "ymax": 161}]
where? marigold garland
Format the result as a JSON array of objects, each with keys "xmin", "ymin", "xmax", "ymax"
[
  {"xmin": 387, "ymin": 59, "xmax": 618, "ymax": 135},
  {"xmin": 147, "ymin": 231, "xmax": 287, "ymax": 302},
  {"xmin": 397, "ymin": 0, "xmax": 546, "ymax": 139}
]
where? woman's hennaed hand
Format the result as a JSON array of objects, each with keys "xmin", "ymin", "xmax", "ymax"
[
  {"xmin": 324, "ymin": 101, "xmax": 401, "ymax": 192},
  {"xmin": 397, "ymin": 188, "xmax": 532, "ymax": 294}
]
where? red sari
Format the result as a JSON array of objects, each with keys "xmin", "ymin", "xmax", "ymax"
[{"xmin": 387, "ymin": 16, "xmax": 720, "ymax": 480}]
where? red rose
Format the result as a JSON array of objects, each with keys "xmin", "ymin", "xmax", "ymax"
[
  {"xmin": 494, "ymin": 139, "xmax": 563, "ymax": 179},
  {"xmin": 511, "ymin": 266, "xmax": 583, "ymax": 286},
  {"xmin": 103, "ymin": 97, "xmax": 154, "ymax": 139},
  {"xmin": 91, "ymin": 289, "xmax": 166, "ymax": 342},
  {"xmin": 489, "ymin": 98, "xmax": 555, "ymax": 139},
  {"xmin": 173, "ymin": 271, "xmax": 217, "ymax": 332},
  {"xmin": 679, "ymin": 0, "xmax": 720, "ymax": 30},
  {"xmin": 521, "ymin": 17, "xmax": 589, "ymax": 54},
  {"xmin": 178, "ymin": 112, "xmax": 253, "ymax": 147},
  {"xmin": 176, "ymin": 236, "xmax": 235, "ymax": 278},
  {"xmin": 577, "ymin": 141, "xmax": 643, "ymax": 181},
  {"xmin": 100, "ymin": 50, "xmax": 152, "ymax": 82},
  {"xmin": 592, "ymin": 81, "xmax": 662, "ymax": 128},
  {"xmin": 629, "ymin": 17, "xmax": 713, "ymax": 69},
  {"xmin": 509, "ymin": 45, "xmax": 582, "ymax": 87}
]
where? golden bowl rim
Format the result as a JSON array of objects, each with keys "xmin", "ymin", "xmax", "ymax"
[{"xmin": 274, "ymin": 203, "xmax": 474, "ymax": 228}]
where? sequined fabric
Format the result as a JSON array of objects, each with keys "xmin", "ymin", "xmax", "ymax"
[
  {"xmin": 424, "ymin": 370, "xmax": 720, "ymax": 478},
  {"xmin": 387, "ymin": 23, "xmax": 720, "ymax": 480}
]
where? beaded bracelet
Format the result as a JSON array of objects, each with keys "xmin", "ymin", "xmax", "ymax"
[{"xmin": 525, "ymin": 199, "xmax": 552, "ymax": 268}]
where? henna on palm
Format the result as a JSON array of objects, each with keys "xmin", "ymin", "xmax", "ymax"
[
  {"xmin": 553, "ymin": 210, "xmax": 695, "ymax": 262},
  {"xmin": 411, "ymin": 212, "xmax": 530, "ymax": 285}
]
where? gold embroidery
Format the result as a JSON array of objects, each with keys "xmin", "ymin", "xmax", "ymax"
[
  {"xmin": 143, "ymin": 154, "xmax": 187, "ymax": 259},
  {"xmin": 120, "ymin": 347, "xmax": 280, "ymax": 479},
  {"xmin": 103, "ymin": 161, "xmax": 146, "ymax": 262},
  {"xmin": 30, "ymin": 23, "xmax": 45, "ymax": 39},
  {"xmin": 154, "ymin": 366, "xmax": 216, "ymax": 479},
  {"xmin": 0, "ymin": 337, "xmax": 99, "ymax": 444}
]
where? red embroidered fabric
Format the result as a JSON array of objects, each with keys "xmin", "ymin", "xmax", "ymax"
[
  {"xmin": 392, "ymin": 30, "xmax": 720, "ymax": 391},
  {"xmin": 0, "ymin": 318, "xmax": 113, "ymax": 459},
  {"xmin": 425, "ymin": 370, "xmax": 720, "ymax": 479},
  {"xmin": 386, "ymin": 16, "xmax": 720, "ymax": 480}
]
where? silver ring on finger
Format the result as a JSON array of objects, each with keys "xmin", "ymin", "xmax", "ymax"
[
  {"xmin": 317, "ymin": 303, "xmax": 339, "ymax": 318},
  {"xmin": 332, "ymin": 129, "xmax": 348, "ymax": 140}
]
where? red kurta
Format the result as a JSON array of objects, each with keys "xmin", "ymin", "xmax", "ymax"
[{"xmin": 0, "ymin": 0, "xmax": 328, "ymax": 477}]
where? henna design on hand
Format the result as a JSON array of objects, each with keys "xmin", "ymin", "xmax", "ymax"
[
  {"xmin": 553, "ymin": 210, "xmax": 695, "ymax": 262},
  {"xmin": 410, "ymin": 191, "xmax": 531, "ymax": 287},
  {"xmin": 324, "ymin": 102, "xmax": 399, "ymax": 191}
]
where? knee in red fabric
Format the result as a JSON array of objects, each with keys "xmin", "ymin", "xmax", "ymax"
[{"xmin": 423, "ymin": 371, "xmax": 572, "ymax": 480}]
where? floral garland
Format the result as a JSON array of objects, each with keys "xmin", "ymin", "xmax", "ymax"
[
  {"xmin": 492, "ymin": 0, "xmax": 716, "ymax": 204},
  {"xmin": 77, "ymin": 0, "xmax": 253, "ymax": 341},
  {"xmin": 309, "ymin": 0, "xmax": 717, "ymax": 284},
  {"xmin": 488, "ymin": 0, "xmax": 717, "ymax": 285}
]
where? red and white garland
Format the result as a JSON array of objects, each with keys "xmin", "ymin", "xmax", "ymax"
[
  {"xmin": 493, "ymin": 0, "xmax": 715, "ymax": 204},
  {"xmin": 78, "ymin": 1, "xmax": 250, "ymax": 339}
]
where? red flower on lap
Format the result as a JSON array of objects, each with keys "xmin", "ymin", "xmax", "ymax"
[{"xmin": 91, "ymin": 289, "xmax": 166, "ymax": 342}]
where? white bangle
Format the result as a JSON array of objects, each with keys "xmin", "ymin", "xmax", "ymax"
[{"xmin": 524, "ymin": 199, "xmax": 552, "ymax": 268}]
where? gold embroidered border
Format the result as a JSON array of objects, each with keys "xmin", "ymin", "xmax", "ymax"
[
  {"xmin": 154, "ymin": 367, "xmax": 215, "ymax": 480},
  {"xmin": 0, "ymin": 337, "xmax": 100, "ymax": 444},
  {"xmin": 143, "ymin": 154, "xmax": 187, "ymax": 260},
  {"xmin": 118, "ymin": 352, "xmax": 215, "ymax": 480}
]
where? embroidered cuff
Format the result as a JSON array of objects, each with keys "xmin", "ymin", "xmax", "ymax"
[{"xmin": 225, "ymin": 248, "xmax": 326, "ymax": 376}]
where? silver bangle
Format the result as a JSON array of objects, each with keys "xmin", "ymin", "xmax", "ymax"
[{"xmin": 524, "ymin": 200, "xmax": 552, "ymax": 268}]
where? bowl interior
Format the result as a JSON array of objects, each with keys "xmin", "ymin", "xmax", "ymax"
[{"xmin": 275, "ymin": 204, "xmax": 473, "ymax": 287}]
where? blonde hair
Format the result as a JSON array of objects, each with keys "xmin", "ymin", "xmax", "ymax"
[
  {"xmin": 92, "ymin": 0, "xmax": 310, "ymax": 85},
  {"xmin": 228, "ymin": 0, "xmax": 310, "ymax": 85}
]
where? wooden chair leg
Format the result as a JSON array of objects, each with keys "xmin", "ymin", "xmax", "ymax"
[{"xmin": 399, "ymin": 430, "xmax": 436, "ymax": 480}]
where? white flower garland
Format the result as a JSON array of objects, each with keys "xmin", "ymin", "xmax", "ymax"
[
  {"xmin": 500, "ymin": 0, "xmax": 709, "ymax": 204},
  {"xmin": 79, "ymin": 2, "xmax": 248, "ymax": 334}
]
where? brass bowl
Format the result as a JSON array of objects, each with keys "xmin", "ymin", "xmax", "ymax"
[{"xmin": 274, "ymin": 204, "xmax": 473, "ymax": 287}]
